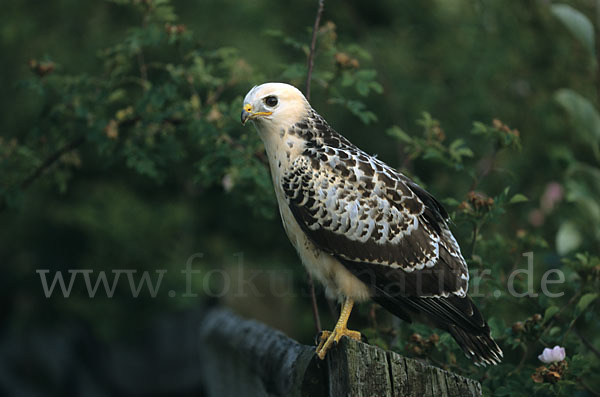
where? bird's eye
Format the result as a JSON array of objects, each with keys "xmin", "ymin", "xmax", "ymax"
[{"xmin": 264, "ymin": 96, "xmax": 278, "ymax": 107}]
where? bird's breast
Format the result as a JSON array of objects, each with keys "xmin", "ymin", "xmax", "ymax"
[{"xmin": 262, "ymin": 149, "xmax": 371, "ymax": 302}]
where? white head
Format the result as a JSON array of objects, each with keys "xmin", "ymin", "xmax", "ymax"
[{"xmin": 241, "ymin": 83, "xmax": 310, "ymax": 130}]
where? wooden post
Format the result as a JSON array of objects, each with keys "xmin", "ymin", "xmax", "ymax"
[
  {"xmin": 327, "ymin": 337, "xmax": 482, "ymax": 396},
  {"xmin": 199, "ymin": 308, "xmax": 482, "ymax": 397}
]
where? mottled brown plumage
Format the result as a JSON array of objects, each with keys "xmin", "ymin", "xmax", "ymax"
[{"xmin": 242, "ymin": 82, "xmax": 502, "ymax": 365}]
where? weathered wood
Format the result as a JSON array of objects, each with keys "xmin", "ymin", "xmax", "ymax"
[
  {"xmin": 199, "ymin": 308, "xmax": 320, "ymax": 397},
  {"xmin": 199, "ymin": 308, "xmax": 481, "ymax": 397},
  {"xmin": 327, "ymin": 337, "xmax": 392, "ymax": 396},
  {"xmin": 328, "ymin": 338, "xmax": 481, "ymax": 397}
]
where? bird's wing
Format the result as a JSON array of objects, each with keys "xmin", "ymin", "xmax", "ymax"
[
  {"xmin": 282, "ymin": 151, "xmax": 504, "ymax": 364},
  {"xmin": 280, "ymin": 122, "xmax": 502, "ymax": 365},
  {"xmin": 282, "ymin": 150, "xmax": 468, "ymax": 298}
]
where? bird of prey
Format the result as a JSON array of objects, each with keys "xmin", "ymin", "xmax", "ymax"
[{"xmin": 241, "ymin": 82, "xmax": 502, "ymax": 365}]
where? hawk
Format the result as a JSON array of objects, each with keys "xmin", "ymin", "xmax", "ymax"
[{"xmin": 241, "ymin": 82, "xmax": 502, "ymax": 365}]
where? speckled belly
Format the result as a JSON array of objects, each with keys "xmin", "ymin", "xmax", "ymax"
[{"xmin": 274, "ymin": 185, "xmax": 371, "ymax": 302}]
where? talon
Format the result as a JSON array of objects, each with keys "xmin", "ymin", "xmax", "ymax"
[
  {"xmin": 315, "ymin": 330, "xmax": 332, "ymax": 353},
  {"xmin": 314, "ymin": 298, "xmax": 361, "ymax": 360},
  {"xmin": 316, "ymin": 327, "xmax": 362, "ymax": 360},
  {"xmin": 316, "ymin": 330, "xmax": 335, "ymax": 360},
  {"xmin": 315, "ymin": 330, "xmax": 332, "ymax": 345}
]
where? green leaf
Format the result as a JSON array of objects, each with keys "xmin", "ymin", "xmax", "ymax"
[
  {"xmin": 280, "ymin": 63, "xmax": 306, "ymax": 80},
  {"xmin": 509, "ymin": 193, "xmax": 529, "ymax": 204},
  {"xmin": 471, "ymin": 121, "xmax": 489, "ymax": 135},
  {"xmin": 543, "ymin": 306, "xmax": 560, "ymax": 324},
  {"xmin": 345, "ymin": 44, "xmax": 372, "ymax": 60},
  {"xmin": 448, "ymin": 139, "xmax": 474, "ymax": 162},
  {"xmin": 551, "ymin": 4, "xmax": 595, "ymax": 57},
  {"xmin": 555, "ymin": 89, "xmax": 600, "ymax": 145},
  {"xmin": 387, "ymin": 126, "xmax": 412, "ymax": 143},
  {"xmin": 340, "ymin": 71, "xmax": 355, "ymax": 87},
  {"xmin": 330, "ymin": 98, "xmax": 377, "ymax": 124},
  {"xmin": 108, "ymin": 89, "xmax": 127, "ymax": 103},
  {"xmin": 263, "ymin": 29, "xmax": 305, "ymax": 51},
  {"xmin": 442, "ymin": 197, "xmax": 460, "ymax": 206},
  {"xmin": 576, "ymin": 292, "xmax": 598, "ymax": 315},
  {"xmin": 556, "ymin": 221, "xmax": 582, "ymax": 254},
  {"xmin": 370, "ymin": 81, "xmax": 383, "ymax": 94},
  {"xmin": 549, "ymin": 326, "xmax": 561, "ymax": 336}
]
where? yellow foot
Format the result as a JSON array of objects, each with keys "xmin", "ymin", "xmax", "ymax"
[
  {"xmin": 315, "ymin": 330, "xmax": 331, "ymax": 354},
  {"xmin": 315, "ymin": 327, "xmax": 361, "ymax": 360}
]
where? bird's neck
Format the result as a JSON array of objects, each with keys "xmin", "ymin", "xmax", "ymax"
[
  {"xmin": 255, "ymin": 108, "xmax": 352, "ymax": 180},
  {"xmin": 255, "ymin": 120, "xmax": 308, "ymax": 191},
  {"xmin": 257, "ymin": 120, "xmax": 305, "ymax": 155}
]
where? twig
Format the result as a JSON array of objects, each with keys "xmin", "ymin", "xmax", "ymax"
[
  {"xmin": 307, "ymin": 272, "xmax": 322, "ymax": 333},
  {"xmin": 469, "ymin": 221, "xmax": 479, "ymax": 259},
  {"xmin": 0, "ymin": 136, "xmax": 86, "ymax": 213},
  {"xmin": 539, "ymin": 291, "xmax": 580, "ymax": 341},
  {"xmin": 327, "ymin": 296, "xmax": 338, "ymax": 322},
  {"xmin": 368, "ymin": 303, "xmax": 378, "ymax": 329},
  {"xmin": 2, "ymin": 111, "xmax": 187, "ymax": 212},
  {"xmin": 580, "ymin": 379, "xmax": 600, "ymax": 396},
  {"xmin": 507, "ymin": 343, "xmax": 528, "ymax": 376},
  {"xmin": 303, "ymin": 0, "xmax": 325, "ymax": 334},
  {"xmin": 137, "ymin": 4, "xmax": 150, "ymax": 85},
  {"xmin": 574, "ymin": 326, "xmax": 600, "ymax": 360},
  {"xmin": 469, "ymin": 143, "xmax": 499, "ymax": 191},
  {"xmin": 137, "ymin": 51, "xmax": 148, "ymax": 84},
  {"xmin": 305, "ymin": 0, "xmax": 324, "ymax": 101},
  {"xmin": 596, "ymin": 0, "xmax": 600, "ymax": 102},
  {"xmin": 21, "ymin": 137, "xmax": 86, "ymax": 190}
]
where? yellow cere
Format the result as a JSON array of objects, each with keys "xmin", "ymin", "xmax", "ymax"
[{"xmin": 244, "ymin": 103, "xmax": 272, "ymax": 117}]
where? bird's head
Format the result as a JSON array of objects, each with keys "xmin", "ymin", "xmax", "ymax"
[{"xmin": 241, "ymin": 83, "xmax": 309, "ymax": 129}]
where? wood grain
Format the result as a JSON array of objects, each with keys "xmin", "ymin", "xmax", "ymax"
[{"xmin": 199, "ymin": 308, "xmax": 482, "ymax": 397}]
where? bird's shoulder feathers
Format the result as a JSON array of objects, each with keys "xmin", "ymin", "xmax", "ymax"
[{"xmin": 281, "ymin": 112, "xmax": 468, "ymax": 298}]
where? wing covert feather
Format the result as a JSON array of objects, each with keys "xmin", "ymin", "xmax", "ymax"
[{"xmin": 282, "ymin": 145, "xmax": 468, "ymax": 297}]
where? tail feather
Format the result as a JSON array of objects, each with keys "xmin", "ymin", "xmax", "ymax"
[
  {"xmin": 447, "ymin": 324, "xmax": 503, "ymax": 366},
  {"xmin": 373, "ymin": 292, "xmax": 503, "ymax": 366}
]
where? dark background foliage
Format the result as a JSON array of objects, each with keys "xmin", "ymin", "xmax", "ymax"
[{"xmin": 1, "ymin": 0, "xmax": 599, "ymax": 395}]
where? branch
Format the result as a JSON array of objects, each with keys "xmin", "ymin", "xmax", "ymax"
[
  {"xmin": 0, "ymin": 136, "xmax": 86, "ymax": 213},
  {"xmin": 469, "ymin": 221, "xmax": 479, "ymax": 259},
  {"xmin": 307, "ymin": 272, "xmax": 322, "ymax": 333},
  {"xmin": 137, "ymin": 51, "xmax": 148, "ymax": 84},
  {"xmin": 21, "ymin": 136, "xmax": 86, "ymax": 190},
  {"xmin": 305, "ymin": 0, "xmax": 324, "ymax": 101},
  {"xmin": 303, "ymin": 0, "xmax": 325, "ymax": 334},
  {"xmin": 469, "ymin": 143, "xmax": 499, "ymax": 191},
  {"xmin": 596, "ymin": 0, "xmax": 600, "ymax": 101},
  {"xmin": 574, "ymin": 326, "xmax": 600, "ymax": 360}
]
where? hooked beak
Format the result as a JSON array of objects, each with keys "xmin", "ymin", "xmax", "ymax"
[
  {"xmin": 241, "ymin": 104, "xmax": 252, "ymax": 125},
  {"xmin": 241, "ymin": 103, "xmax": 272, "ymax": 125}
]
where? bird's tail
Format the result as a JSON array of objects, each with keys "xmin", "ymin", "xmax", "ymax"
[
  {"xmin": 447, "ymin": 323, "xmax": 503, "ymax": 366},
  {"xmin": 411, "ymin": 294, "xmax": 503, "ymax": 366},
  {"xmin": 374, "ymin": 293, "xmax": 503, "ymax": 366}
]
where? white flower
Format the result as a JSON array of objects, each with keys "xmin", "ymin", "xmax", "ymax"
[{"xmin": 538, "ymin": 345, "xmax": 566, "ymax": 364}]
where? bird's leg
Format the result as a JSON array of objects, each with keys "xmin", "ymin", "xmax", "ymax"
[{"xmin": 315, "ymin": 297, "xmax": 361, "ymax": 360}]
